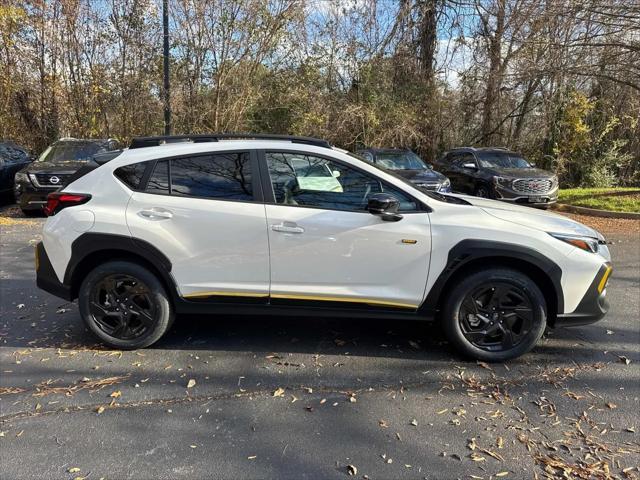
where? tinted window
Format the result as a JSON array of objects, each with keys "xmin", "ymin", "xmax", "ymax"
[
  {"xmin": 147, "ymin": 160, "xmax": 170, "ymax": 194},
  {"xmin": 266, "ymin": 152, "xmax": 417, "ymax": 212},
  {"xmin": 477, "ymin": 152, "xmax": 531, "ymax": 169},
  {"xmin": 170, "ymin": 153, "xmax": 252, "ymax": 200},
  {"xmin": 114, "ymin": 162, "xmax": 147, "ymax": 189}
]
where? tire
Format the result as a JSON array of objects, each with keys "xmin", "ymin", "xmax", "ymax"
[
  {"xmin": 441, "ymin": 268, "xmax": 547, "ymax": 362},
  {"xmin": 21, "ymin": 208, "xmax": 41, "ymax": 217},
  {"xmin": 475, "ymin": 185, "xmax": 491, "ymax": 198},
  {"xmin": 78, "ymin": 261, "xmax": 174, "ymax": 349}
]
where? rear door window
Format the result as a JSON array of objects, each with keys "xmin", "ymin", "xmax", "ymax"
[{"xmin": 170, "ymin": 153, "xmax": 252, "ymax": 201}]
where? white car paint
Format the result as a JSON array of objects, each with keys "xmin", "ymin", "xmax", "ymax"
[{"xmin": 42, "ymin": 139, "xmax": 611, "ymax": 316}]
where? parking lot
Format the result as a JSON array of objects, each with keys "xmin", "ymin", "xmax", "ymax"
[{"xmin": 1, "ymin": 211, "xmax": 639, "ymax": 479}]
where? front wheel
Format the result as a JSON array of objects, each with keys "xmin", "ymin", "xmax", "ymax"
[
  {"xmin": 78, "ymin": 261, "xmax": 174, "ymax": 349},
  {"xmin": 474, "ymin": 185, "xmax": 492, "ymax": 198},
  {"xmin": 441, "ymin": 268, "xmax": 547, "ymax": 362}
]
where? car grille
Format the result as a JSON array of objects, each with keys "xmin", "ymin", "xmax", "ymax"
[
  {"xmin": 512, "ymin": 178, "xmax": 553, "ymax": 194},
  {"xmin": 33, "ymin": 173, "xmax": 70, "ymax": 188},
  {"xmin": 414, "ymin": 182, "xmax": 441, "ymax": 191}
]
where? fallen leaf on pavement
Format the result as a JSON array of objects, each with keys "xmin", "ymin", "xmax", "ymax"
[
  {"xmin": 409, "ymin": 419, "xmax": 418, "ymax": 426},
  {"xmin": 272, "ymin": 387, "xmax": 285, "ymax": 397},
  {"xmin": 109, "ymin": 390, "xmax": 122, "ymax": 398},
  {"xmin": 95, "ymin": 406, "xmax": 105, "ymax": 414},
  {"xmin": 346, "ymin": 464, "xmax": 357, "ymax": 476},
  {"xmin": 187, "ymin": 379, "xmax": 196, "ymax": 388},
  {"xmin": 68, "ymin": 467, "xmax": 80, "ymax": 473}
]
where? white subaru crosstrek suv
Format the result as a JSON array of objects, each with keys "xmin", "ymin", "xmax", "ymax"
[{"xmin": 35, "ymin": 134, "xmax": 612, "ymax": 361}]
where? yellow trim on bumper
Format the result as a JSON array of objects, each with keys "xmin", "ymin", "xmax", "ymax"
[
  {"xmin": 34, "ymin": 245, "xmax": 40, "ymax": 271},
  {"xmin": 597, "ymin": 265, "xmax": 612, "ymax": 293}
]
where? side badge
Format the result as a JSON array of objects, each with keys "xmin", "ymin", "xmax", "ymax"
[{"xmin": 401, "ymin": 239, "xmax": 418, "ymax": 244}]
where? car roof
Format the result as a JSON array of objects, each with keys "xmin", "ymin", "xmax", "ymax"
[
  {"xmin": 358, "ymin": 148, "xmax": 412, "ymax": 154},
  {"xmin": 111, "ymin": 139, "xmax": 339, "ymax": 166},
  {"xmin": 447, "ymin": 147, "xmax": 519, "ymax": 155}
]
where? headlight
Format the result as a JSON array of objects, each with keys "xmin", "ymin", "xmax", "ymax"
[
  {"xmin": 493, "ymin": 176, "xmax": 511, "ymax": 187},
  {"xmin": 549, "ymin": 232, "xmax": 600, "ymax": 253},
  {"xmin": 14, "ymin": 171, "xmax": 29, "ymax": 183}
]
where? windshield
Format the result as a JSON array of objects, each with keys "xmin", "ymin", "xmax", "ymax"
[
  {"xmin": 477, "ymin": 152, "xmax": 531, "ymax": 169},
  {"xmin": 38, "ymin": 142, "xmax": 106, "ymax": 163},
  {"xmin": 374, "ymin": 151, "xmax": 428, "ymax": 170}
]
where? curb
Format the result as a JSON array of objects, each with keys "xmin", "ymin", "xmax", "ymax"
[{"xmin": 551, "ymin": 203, "xmax": 640, "ymax": 220}]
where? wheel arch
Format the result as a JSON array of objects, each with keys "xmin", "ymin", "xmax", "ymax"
[
  {"xmin": 421, "ymin": 240, "xmax": 563, "ymax": 325},
  {"xmin": 65, "ymin": 233, "xmax": 177, "ymax": 303}
]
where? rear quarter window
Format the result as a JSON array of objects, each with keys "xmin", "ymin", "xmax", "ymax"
[{"xmin": 114, "ymin": 162, "xmax": 148, "ymax": 189}]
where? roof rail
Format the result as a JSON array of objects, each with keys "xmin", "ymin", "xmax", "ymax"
[{"xmin": 129, "ymin": 133, "xmax": 332, "ymax": 149}]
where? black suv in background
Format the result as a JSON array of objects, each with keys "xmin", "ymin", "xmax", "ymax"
[
  {"xmin": 357, "ymin": 148, "xmax": 451, "ymax": 193},
  {"xmin": 14, "ymin": 138, "xmax": 119, "ymax": 214},
  {"xmin": 434, "ymin": 147, "xmax": 558, "ymax": 208},
  {"xmin": 0, "ymin": 141, "xmax": 32, "ymax": 198}
]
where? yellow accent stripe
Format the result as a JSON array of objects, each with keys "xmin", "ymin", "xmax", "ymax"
[
  {"xmin": 183, "ymin": 291, "xmax": 268, "ymax": 299},
  {"xmin": 183, "ymin": 290, "xmax": 417, "ymax": 309},
  {"xmin": 270, "ymin": 293, "xmax": 417, "ymax": 309},
  {"xmin": 34, "ymin": 245, "xmax": 40, "ymax": 271},
  {"xmin": 597, "ymin": 265, "xmax": 612, "ymax": 293}
]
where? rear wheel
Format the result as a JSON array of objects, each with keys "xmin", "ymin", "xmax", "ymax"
[
  {"xmin": 78, "ymin": 261, "xmax": 174, "ymax": 349},
  {"xmin": 441, "ymin": 268, "xmax": 546, "ymax": 361}
]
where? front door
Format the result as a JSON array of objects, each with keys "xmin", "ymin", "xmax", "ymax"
[
  {"xmin": 125, "ymin": 151, "xmax": 270, "ymax": 301},
  {"xmin": 262, "ymin": 151, "xmax": 431, "ymax": 310}
]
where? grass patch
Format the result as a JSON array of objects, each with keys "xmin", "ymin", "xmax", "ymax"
[{"xmin": 559, "ymin": 188, "xmax": 640, "ymax": 213}]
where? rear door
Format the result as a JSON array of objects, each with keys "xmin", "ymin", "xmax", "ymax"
[{"xmin": 125, "ymin": 151, "xmax": 270, "ymax": 302}]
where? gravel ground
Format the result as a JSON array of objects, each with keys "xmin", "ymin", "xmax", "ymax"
[{"xmin": 1, "ymin": 204, "xmax": 639, "ymax": 480}]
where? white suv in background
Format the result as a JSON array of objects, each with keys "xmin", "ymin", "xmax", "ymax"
[{"xmin": 35, "ymin": 134, "xmax": 612, "ymax": 361}]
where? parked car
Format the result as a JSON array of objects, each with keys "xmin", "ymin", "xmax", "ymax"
[
  {"xmin": 0, "ymin": 141, "xmax": 32, "ymax": 197},
  {"xmin": 434, "ymin": 147, "xmax": 558, "ymax": 208},
  {"xmin": 35, "ymin": 134, "xmax": 611, "ymax": 362},
  {"xmin": 14, "ymin": 137, "xmax": 119, "ymax": 214},
  {"xmin": 357, "ymin": 148, "xmax": 451, "ymax": 193}
]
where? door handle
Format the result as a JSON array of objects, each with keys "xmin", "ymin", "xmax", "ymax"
[
  {"xmin": 271, "ymin": 222, "xmax": 304, "ymax": 234},
  {"xmin": 139, "ymin": 208, "xmax": 173, "ymax": 220}
]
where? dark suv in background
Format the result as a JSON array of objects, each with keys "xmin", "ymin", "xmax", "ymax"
[
  {"xmin": 14, "ymin": 138, "xmax": 119, "ymax": 214},
  {"xmin": 434, "ymin": 147, "xmax": 558, "ymax": 208},
  {"xmin": 1, "ymin": 141, "xmax": 32, "ymax": 198},
  {"xmin": 357, "ymin": 148, "xmax": 451, "ymax": 193}
]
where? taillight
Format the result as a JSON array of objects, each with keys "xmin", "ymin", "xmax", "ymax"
[{"xmin": 44, "ymin": 192, "xmax": 91, "ymax": 216}]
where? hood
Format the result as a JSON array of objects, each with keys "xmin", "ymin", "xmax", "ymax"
[
  {"xmin": 485, "ymin": 167, "xmax": 554, "ymax": 179},
  {"xmin": 24, "ymin": 159, "xmax": 87, "ymax": 174},
  {"xmin": 453, "ymin": 194, "xmax": 602, "ymax": 239},
  {"xmin": 393, "ymin": 168, "xmax": 447, "ymax": 183}
]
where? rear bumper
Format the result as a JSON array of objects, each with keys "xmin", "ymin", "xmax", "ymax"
[
  {"xmin": 35, "ymin": 242, "xmax": 73, "ymax": 300},
  {"xmin": 555, "ymin": 263, "xmax": 612, "ymax": 327}
]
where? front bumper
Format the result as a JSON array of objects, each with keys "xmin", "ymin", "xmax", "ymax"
[
  {"xmin": 494, "ymin": 184, "xmax": 558, "ymax": 206},
  {"xmin": 15, "ymin": 179, "xmax": 56, "ymax": 211},
  {"xmin": 555, "ymin": 263, "xmax": 612, "ymax": 327},
  {"xmin": 35, "ymin": 242, "xmax": 73, "ymax": 300}
]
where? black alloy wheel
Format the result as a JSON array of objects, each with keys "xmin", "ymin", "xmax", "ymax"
[
  {"xmin": 475, "ymin": 185, "xmax": 491, "ymax": 198},
  {"xmin": 458, "ymin": 282, "xmax": 533, "ymax": 352},
  {"xmin": 79, "ymin": 261, "xmax": 173, "ymax": 349},
  {"xmin": 441, "ymin": 268, "xmax": 547, "ymax": 362},
  {"xmin": 90, "ymin": 274, "xmax": 156, "ymax": 340}
]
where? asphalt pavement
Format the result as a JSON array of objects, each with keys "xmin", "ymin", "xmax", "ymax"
[{"xmin": 1, "ymin": 215, "xmax": 638, "ymax": 479}]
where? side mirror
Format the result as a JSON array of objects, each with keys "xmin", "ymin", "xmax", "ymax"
[
  {"xmin": 367, "ymin": 193, "xmax": 403, "ymax": 222},
  {"xmin": 332, "ymin": 170, "xmax": 341, "ymax": 178},
  {"xmin": 462, "ymin": 162, "xmax": 477, "ymax": 169},
  {"xmin": 529, "ymin": 163, "xmax": 536, "ymax": 168}
]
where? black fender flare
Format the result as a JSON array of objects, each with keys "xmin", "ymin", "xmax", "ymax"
[
  {"xmin": 65, "ymin": 233, "xmax": 176, "ymax": 300},
  {"xmin": 420, "ymin": 239, "xmax": 564, "ymax": 316}
]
